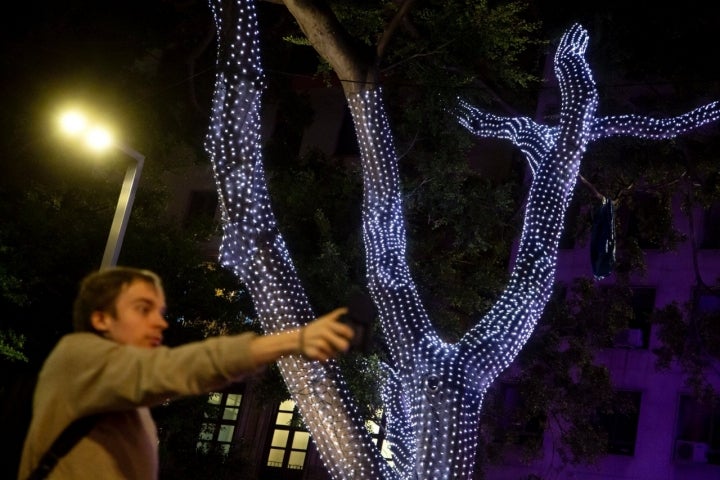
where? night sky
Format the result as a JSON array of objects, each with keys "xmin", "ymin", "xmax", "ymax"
[
  {"xmin": 2, "ymin": 1, "xmax": 720, "ymax": 239},
  {"xmin": 3, "ymin": 1, "xmax": 720, "ymax": 173}
]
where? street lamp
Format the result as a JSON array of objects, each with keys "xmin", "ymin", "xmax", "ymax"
[{"xmin": 58, "ymin": 110, "xmax": 145, "ymax": 269}]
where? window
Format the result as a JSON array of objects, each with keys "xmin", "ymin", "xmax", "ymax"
[
  {"xmin": 700, "ymin": 201, "xmax": 720, "ymax": 249},
  {"xmin": 366, "ymin": 409, "xmax": 394, "ymax": 467},
  {"xmin": 614, "ymin": 287, "xmax": 655, "ymax": 349},
  {"xmin": 266, "ymin": 400, "xmax": 310, "ymax": 471},
  {"xmin": 691, "ymin": 288, "xmax": 720, "ymax": 335},
  {"xmin": 695, "ymin": 290, "xmax": 720, "ymax": 316},
  {"xmin": 197, "ymin": 391, "xmax": 243, "ymax": 455},
  {"xmin": 675, "ymin": 395, "xmax": 720, "ymax": 464},
  {"xmin": 600, "ymin": 390, "xmax": 642, "ymax": 455},
  {"xmin": 491, "ymin": 382, "xmax": 545, "ymax": 447}
]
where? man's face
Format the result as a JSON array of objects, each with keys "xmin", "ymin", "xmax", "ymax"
[{"xmin": 92, "ymin": 279, "xmax": 168, "ymax": 348}]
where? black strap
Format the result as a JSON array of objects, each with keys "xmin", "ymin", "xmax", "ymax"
[{"xmin": 26, "ymin": 415, "xmax": 99, "ymax": 480}]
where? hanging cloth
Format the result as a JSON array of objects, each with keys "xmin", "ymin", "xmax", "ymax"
[{"xmin": 590, "ymin": 196, "xmax": 616, "ymax": 280}]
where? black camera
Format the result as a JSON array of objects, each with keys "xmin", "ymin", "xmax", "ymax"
[{"xmin": 339, "ymin": 290, "xmax": 375, "ymax": 354}]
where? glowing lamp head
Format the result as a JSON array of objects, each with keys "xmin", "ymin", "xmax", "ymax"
[
  {"xmin": 59, "ymin": 110, "xmax": 114, "ymax": 152},
  {"xmin": 59, "ymin": 111, "xmax": 87, "ymax": 135},
  {"xmin": 84, "ymin": 126, "xmax": 113, "ymax": 151}
]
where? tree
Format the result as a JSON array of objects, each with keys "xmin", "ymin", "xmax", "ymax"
[{"xmin": 205, "ymin": 1, "xmax": 720, "ymax": 479}]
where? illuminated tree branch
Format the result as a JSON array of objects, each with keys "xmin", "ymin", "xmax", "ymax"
[
  {"xmin": 203, "ymin": 1, "xmax": 393, "ymax": 478},
  {"xmin": 453, "ymin": 22, "xmax": 720, "ymax": 473},
  {"xmin": 589, "ymin": 102, "xmax": 720, "ymax": 140}
]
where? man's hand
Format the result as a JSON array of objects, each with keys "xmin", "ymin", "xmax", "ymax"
[{"xmin": 299, "ymin": 307, "xmax": 354, "ymax": 361}]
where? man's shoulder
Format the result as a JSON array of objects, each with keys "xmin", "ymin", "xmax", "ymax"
[
  {"xmin": 42, "ymin": 333, "xmax": 114, "ymax": 370},
  {"xmin": 56, "ymin": 332, "xmax": 107, "ymax": 346}
]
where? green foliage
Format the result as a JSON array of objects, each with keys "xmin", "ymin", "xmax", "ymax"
[
  {"xmin": 155, "ymin": 396, "xmax": 254, "ymax": 479},
  {"xmin": 282, "ymin": 35, "xmax": 312, "ymax": 46},
  {"xmin": 338, "ymin": 353, "xmax": 386, "ymax": 421},
  {"xmin": 465, "ymin": 0, "xmax": 544, "ymax": 88},
  {"xmin": 0, "ymin": 331, "xmax": 28, "ymax": 363},
  {"xmin": 480, "ymin": 279, "xmax": 647, "ymax": 467},
  {"xmin": 251, "ymin": 362, "xmax": 292, "ymax": 407},
  {"xmin": 265, "ymin": 144, "xmax": 364, "ymax": 309},
  {"xmin": 329, "ymin": 1, "xmax": 388, "ymax": 47},
  {"xmin": 654, "ymin": 293, "xmax": 720, "ymax": 403},
  {"xmin": 389, "ymin": 84, "xmax": 524, "ymax": 340},
  {"xmin": 0, "ymin": 244, "xmax": 29, "ymax": 363},
  {"xmin": 278, "ymin": 1, "xmax": 544, "ymax": 110},
  {"xmin": 0, "ymin": 251, "xmax": 30, "ymax": 309}
]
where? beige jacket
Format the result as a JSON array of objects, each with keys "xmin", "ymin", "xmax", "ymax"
[{"xmin": 18, "ymin": 331, "xmax": 257, "ymax": 479}]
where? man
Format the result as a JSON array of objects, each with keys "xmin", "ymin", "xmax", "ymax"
[{"xmin": 18, "ymin": 267, "xmax": 354, "ymax": 479}]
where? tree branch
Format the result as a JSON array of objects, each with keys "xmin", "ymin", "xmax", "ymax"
[
  {"xmin": 590, "ymin": 101, "xmax": 720, "ymax": 141},
  {"xmin": 282, "ymin": 0, "xmax": 375, "ymax": 94},
  {"xmin": 381, "ymin": 41, "xmax": 452, "ymax": 75},
  {"xmin": 578, "ymin": 175, "xmax": 604, "ymax": 201},
  {"xmin": 376, "ymin": 0, "xmax": 417, "ymax": 66}
]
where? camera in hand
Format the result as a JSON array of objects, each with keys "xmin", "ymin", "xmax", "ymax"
[{"xmin": 339, "ymin": 290, "xmax": 375, "ymax": 354}]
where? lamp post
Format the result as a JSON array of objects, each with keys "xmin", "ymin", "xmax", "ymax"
[
  {"xmin": 58, "ymin": 110, "xmax": 145, "ymax": 269},
  {"xmin": 101, "ymin": 143, "xmax": 144, "ymax": 269}
]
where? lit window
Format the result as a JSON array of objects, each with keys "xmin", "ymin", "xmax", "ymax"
[
  {"xmin": 197, "ymin": 391, "xmax": 243, "ymax": 456},
  {"xmin": 365, "ymin": 409, "xmax": 394, "ymax": 467},
  {"xmin": 266, "ymin": 399, "xmax": 310, "ymax": 470}
]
